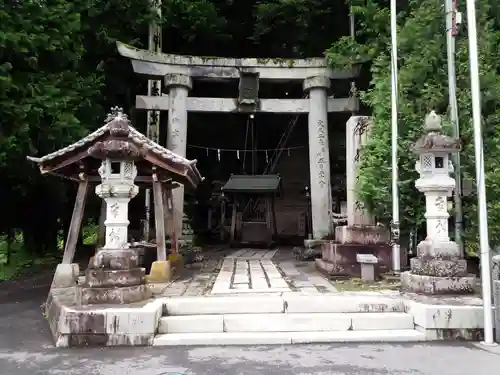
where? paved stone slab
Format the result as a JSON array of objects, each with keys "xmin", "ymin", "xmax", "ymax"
[
  {"xmin": 226, "ymin": 249, "xmax": 278, "ymax": 260},
  {"xmin": 210, "ymin": 255, "xmax": 292, "ymax": 294},
  {"xmin": 158, "ymin": 315, "xmax": 224, "ymax": 333},
  {"xmin": 163, "ymin": 296, "xmax": 285, "ymax": 315},
  {"xmin": 223, "ymin": 313, "xmax": 352, "ymax": 332},
  {"xmin": 284, "ymin": 294, "xmax": 406, "ymax": 313},
  {"xmin": 153, "ymin": 329, "xmax": 425, "ymax": 346}
]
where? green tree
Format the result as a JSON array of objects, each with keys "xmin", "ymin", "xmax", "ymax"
[
  {"xmin": 0, "ymin": 0, "xmax": 101, "ymax": 254},
  {"xmin": 326, "ymin": 0, "xmax": 500, "ymax": 254}
]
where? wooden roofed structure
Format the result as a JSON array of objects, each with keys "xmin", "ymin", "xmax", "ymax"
[
  {"xmin": 222, "ymin": 174, "xmax": 281, "ymax": 248},
  {"xmin": 27, "ymin": 108, "xmax": 203, "ymax": 265}
]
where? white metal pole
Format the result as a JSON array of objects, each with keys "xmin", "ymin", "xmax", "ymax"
[
  {"xmin": 464, "ymin": 0, "xmax": 495, "ymax": 345},
  {"xmin": 445, "ymin": 0, "xmax": 464, "ymax": 256},
  {"xmin": 349, "ymin": 8, "xmax": 355, "ymax": 38},
  {"xmin": 390, "ymin": 0, "xmax": 401, "ymax": 273}
]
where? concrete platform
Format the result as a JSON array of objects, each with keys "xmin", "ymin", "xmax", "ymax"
[
  {"xmin": 45, "ymin": 248, "xmax": 495, "ymax": 347},
  {"xmin": 46, "ymin": 287, "xmax": 163, "ymax": 348}
]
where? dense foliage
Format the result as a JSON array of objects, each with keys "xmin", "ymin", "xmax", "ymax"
[
  {"xmin": 0, "ymin": 0, "xmax": 348, "ymax": 276},
  {"xmin": 326, "ymin": 0, "xmax": 500, "ymax": 253},
  {"xmin": 1, "ymin": 0, "xmax": 498, "ymax": 276},
  {"xmin": 0, "ymin": 0, "xmax": 154, "ymax": 261}
]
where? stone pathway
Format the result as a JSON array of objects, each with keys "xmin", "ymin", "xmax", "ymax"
[
  {"xmin": 210, "ymin": 249, "xmax": 337, "ymax": 295},
  {"xmin": 157, "ymin": 248, "xmax": 337, "ymax": 298},
  {"xmin": 211, "ymin": 257, "xmax": 291, "ymax": 294},
  {"xmin": 158, "ymin": 249, "xmax": 228, "ymax": 297},
  {"xmin": 276, "ymin": 260, "xmax": 338, "ymax": 293},
  {"xmin": 225, "ymin": 249, "xmax": 278, "ymax": 260}
]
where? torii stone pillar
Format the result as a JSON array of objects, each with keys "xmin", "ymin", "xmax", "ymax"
[
  {"xmin": 304, "ymin": 75, "xmax": 333, "ymax": 239},
  {"xmin": 165, "ymin": 73, "xmax": 192, "ymax": 237}
]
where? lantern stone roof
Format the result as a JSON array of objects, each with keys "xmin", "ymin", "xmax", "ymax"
[
  {"xmin": 412, "ymin": 111, "xmax": 461, "ymax": 155},
  {"xmin": 27, "ymin": 108, "xmax": 203, "ymax": 189}
]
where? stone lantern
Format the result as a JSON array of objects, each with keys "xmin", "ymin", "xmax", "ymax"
[
  {"xmin": 401, "ymin": 111, "xmax": 476, "ymax": 294},
  {"xmin": 95, "ymin": 158, "xmax": 139, "ymax": 250}
]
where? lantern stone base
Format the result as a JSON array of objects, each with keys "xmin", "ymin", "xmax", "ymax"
[
  {"xmin": 77, "ymin": 283, "xmax": 151, "ymax": 305},
  {"xmin": 401, "ymin": 272, "xmax": 476, "ymax": 294},
  {"xmin": 416, "ymin": 239, "xmax": 461, "ymax": 259},
  {"xmin": 91, "ymin": 248, "xmax": 141, "ymax": 270},
  {"xmin": 401, "ymin": 238, "xmax": 475, "ymax": 294},
  {"xmin": 78, "ymin": 247, "xmax": 151, "ymax": 305},
  {"xmin": 85, "ymin": 268, "xmax": 146, "ymax": 288},
  {"xmin": 410, "ymin": 258, "xmax": 468, "ymax": 277}
]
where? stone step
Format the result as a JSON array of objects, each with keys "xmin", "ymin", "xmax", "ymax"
[
  {"xmin": 158, "ymin": 312, "xmax": 414, "ymax": 334},
  {"xmin": 162, "ymin": 293, "xmax": 406, "ymax": 316},
  {"xmin": 153, "ymin": 329, "xmax": 425, "ymax": 346}
]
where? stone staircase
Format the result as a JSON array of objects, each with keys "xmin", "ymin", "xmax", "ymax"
[{"xmin": 153, "ymin": 293, "xmax": 424, "ymax": 346}]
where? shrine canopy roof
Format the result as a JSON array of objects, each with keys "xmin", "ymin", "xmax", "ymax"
[
  {"xmin": 222, "ymin": 174, "xmax": 281, "ymax": 195},
  {"xmin": 26, "ymin": 108, "xmax": 203, "ymax": 190}
]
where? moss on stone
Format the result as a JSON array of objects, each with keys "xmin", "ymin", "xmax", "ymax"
[{"xmin": 332, "ymin": 277, "xmax": 401, "ymax": 292}]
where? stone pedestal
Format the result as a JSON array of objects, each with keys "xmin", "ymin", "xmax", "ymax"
[
  {"xmin": 165, "ymin": 73, "xmax": 192, "ymax": 237},
  {"xmin": 401, "ymin": 240, "xmax": 475, "ymax": 294},
  {"xmin": 315, "ymin": 226, "xmax": 396, "ymax": 278},
  {"xmin": 304, "ymin": 75, "xmax": 333, "ymax": 240},
  {"xmin": 335, "ymin": 225, "xmax": 389, "ymax": 245},
  {"xmin": 78, "ymin": 248, "xmax": 150, "ymax": 304}
]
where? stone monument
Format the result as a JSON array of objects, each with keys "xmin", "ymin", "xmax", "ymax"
[
  {"xmin": 315, "ymin": 116, "xmax": 394, "ymax": 278},
  {"xmin": 401, "ymin": 111, "xmax": 475, "ymax": 294}
]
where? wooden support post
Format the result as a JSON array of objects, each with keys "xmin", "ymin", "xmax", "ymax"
[
  {"xmin": 97, "ymin": 200, "xmax": 106, "ymax": 247},
  {"xmin": 207, "ymin": 207, "xmax": 212, "ymax": 230},
  {"xmin": 165, "ymin": 188, "xmax": 178, "ymax": 256},
  {"xmin": 230, "ymin": 200, "xmax": 237, "ymax": 242},
  {"xmin": 271, "ymin": 197, "xmax": 278, "ymax": 238},
  {"xmin": 220, "ymin": 200, "xmax": 226, "ymax": 241},
  {"xmin": 153, "ymin": 176, "xmax": 167, "ymax": 261},
  {"xmin": 265, "ymin": 198, "xmax": 272, "ymax": 229},
  {"xmin": 162, "ymin": 186, "xmax": 170, "ymax": 238},
  {"xmin": 62, "ymin": 178, "xmax": 89, "ymax": 264}
]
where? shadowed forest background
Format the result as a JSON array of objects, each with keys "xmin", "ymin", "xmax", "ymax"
[{"xmin": 1, "ymin": 0, "xmax": 499, "ymax": 279}]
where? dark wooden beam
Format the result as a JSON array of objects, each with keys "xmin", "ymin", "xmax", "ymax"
[
  {"xmin": 230, "ymin": 201, "xmax": 237, "ymax": 243},
  {"xmin": 62, "ymin": 178, "xmax": 89, "ymax": 264},
  {"xmin": 153, "ymin": 175, "xmax": 167, "ymax": 261},
  {"xmin": 39, "ymin": 150, "xmax": 91, "ymax": 175},
  {"xmin": 165, "ymin": 188, "xmax": 179, "ymax": 257}
]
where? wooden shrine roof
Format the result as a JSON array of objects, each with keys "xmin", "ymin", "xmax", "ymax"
[
  {"xmin": 222, "ymin": 174, "xmax": 281, "ymax": 195},
  {"xmin": 27, "ymin": 108, "xmax": 203, "ymax": 189}
]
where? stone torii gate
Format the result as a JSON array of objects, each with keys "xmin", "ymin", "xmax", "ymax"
[{"xmin": 117, "ymin": 42, "xmax": 360, "ymax": 240}]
